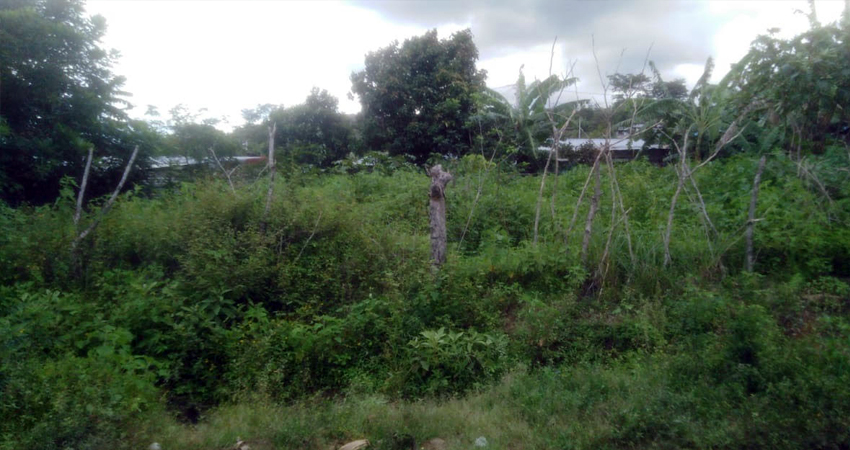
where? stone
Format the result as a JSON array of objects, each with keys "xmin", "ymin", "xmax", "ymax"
[
  {"xmin": 474, "ymin": 436, "xmax": 487, "ymax": 447},
  {"xmin": 421, "ymin": 438, "xmax": 447, "ymax": 450},
  {"xmin": 339, "ymin": 439, "xmax": 370, "ymax": 450}
]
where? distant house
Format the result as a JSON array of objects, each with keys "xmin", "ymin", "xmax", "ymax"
[
  {"xmin": 149, "ymin": 155, "xmax": 267, "ymax": 185},
  {"xmin": 539, "ymin": 137, "xmax": 670, "ymax": 165}
]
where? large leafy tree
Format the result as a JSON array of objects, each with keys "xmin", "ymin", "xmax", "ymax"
[
  {"xmin": 0, "ymin": 0, "xmax": 144, "ymax": 204},
  {"xmin": 231, "ymin": 89, "xmax": 355, "ymax": 168},
  {"xmin": 725, "ymin": 4, "xmax": 850, "ymax": 155},
  {"xmin": 164, "ymin": 105, "xmax": 238, "ymax": 164},
  {"xmin": 271, "ymin": 88, "xmax": 357, "ymax": 167},
  {"xmin": 350, "ymin": 29, "xmax": 487, "ymax": 164}
]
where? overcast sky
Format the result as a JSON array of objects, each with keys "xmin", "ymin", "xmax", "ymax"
[{"xmin": 85, "ymin": 0, "xmax": 845, "ymax": 129}]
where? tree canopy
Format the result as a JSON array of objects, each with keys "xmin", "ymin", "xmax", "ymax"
[
  {"xmin": 271, "ymin": 88, "xmax": 357, "ymax": 168},
  {"xmin": 350, "ymin": 29, "xmax": 487, "ymax": 164},
  {"xmin": 0, "ymin": 0, "xmax": 144, "ymax": 204}
]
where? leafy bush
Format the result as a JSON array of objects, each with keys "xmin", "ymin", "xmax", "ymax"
[{"xmin": 403, "ymin": 327, "xmax": 507, "ymax": 396}]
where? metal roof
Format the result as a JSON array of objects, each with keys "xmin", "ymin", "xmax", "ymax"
[{"xmin": 538, "ymin": 138, "xmax": 648, "ymax": 152}]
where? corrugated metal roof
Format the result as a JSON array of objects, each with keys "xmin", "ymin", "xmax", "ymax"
[{"xmin": 538, "ymin": 138, "xmax": 648, "ymax": 152}]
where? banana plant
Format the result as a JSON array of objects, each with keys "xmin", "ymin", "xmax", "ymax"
[{"xmin": 478, "ymin": 67, "xmax": 584, "ymax": 169}]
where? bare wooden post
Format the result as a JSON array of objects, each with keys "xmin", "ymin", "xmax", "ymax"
[
  {"xmin": 261, "ymin": 122, "xmax": 276, "ymax": 233},
  {"xmin": 745, "ymin": 155, "xmax": 767, "ymax": 272},
  {"xmin": 429, "ymin": 164, "xmax": 453, "ymax": 268}
]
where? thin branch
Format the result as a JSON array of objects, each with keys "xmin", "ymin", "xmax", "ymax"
[
  {"xmin": 605, "ymin": 149, "xmax": 635, "ymax": 264},
  {"xmin": 566, "ymin": 149, "xmax": 604, "ymax": 245},
  {"xmin": 662, "ymin": 129, "xmax": 689, "ymax": 267},
  {"xmin": 745, "ymin": 155, "xmax": 767, "ymax": 272},
  {"xmin": 600, "ymin": 153, "xmax": 619, "ymax": 272},
  {"xmin": 581, "ymin": 161, "xmax": 602, "ymax": 264},
  {"xmin": 74, "ymin": 145, "xmax": 140, "ymax": 245},
  {"xmin": 293, "ymin": 210, "xmax": 324, "ymax": 264},
  {"xmin": 457, "ymin": 122, "xmax": 500, "ymax": 251},
  {"xmin": 261, "ymin": 122, "xmax": 277, "ymax": 232},
  {"xmin": 209, "ymin": 147, "xmax": 236, "ymax": 194},
  {"xmin": 796, "ymin": 157, "xmax": 834, "ymax": 205},
  {"xmin": 74, "ymin": 146, "xmax": 94, "ymax": 227}
]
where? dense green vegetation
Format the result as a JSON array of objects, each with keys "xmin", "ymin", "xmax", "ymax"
[
  {"xmin": 3, "ymin": 150, "xmax": 850, "ymax": 448},
  {"xmin": 3, "ymin": 0, "xmax": 850, "ymax": 448}
]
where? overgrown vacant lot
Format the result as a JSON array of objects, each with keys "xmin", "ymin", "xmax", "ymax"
[
  {"xmin": 4, "ymin": 1, "xmax": 850, "ymax": 447},
  {"xmin": 3, "ymin": 152, "xmax": 850, "ymax": 449}
]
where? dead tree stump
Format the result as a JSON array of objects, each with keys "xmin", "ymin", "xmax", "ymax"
[{"xmin": 429, "ymin": 165, "xmax": 453, "ymax": 268}]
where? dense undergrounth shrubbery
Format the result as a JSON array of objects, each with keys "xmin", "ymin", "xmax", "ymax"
[{"xmin": 3, "ymin": 151, "xmax": 850, "ymax": 449}]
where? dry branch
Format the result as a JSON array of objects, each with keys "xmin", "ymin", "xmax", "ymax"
[
  {"xmin": 581, "ymin": 162, "xmax": 602, "ymax": 264},
  {"xmin": 662, "ymin": 131, "xmax": 689, "ymax": 267},
  {"xmin": 293, "ymin": 210, "xmax": 324, "ymax": 264},
  {"xmin": 457, "ymin": 124, "xmax": 500, "ymax": 251},
  {"xmin": 74, "ymin": 146, "xmax": 94, "ymax": 227},
  {"xmin": 209, "ymin": 147, "xmax": 237, "ymax": 194},
  {"xmin": 745, "ymin": 155, "xmax": 767, "ymax": 272},
  {"xmin": 261, "ymin": 123, "xmax": 276, "ymax": 233},
  {"xmin": 73, "ymin": 145, "xmax": 139, "ymax": 246}
]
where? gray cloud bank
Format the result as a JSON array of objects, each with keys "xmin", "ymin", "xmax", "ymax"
[{"xmin": 355, "ymin": 0, "xmax": 726, "ymax": 95}]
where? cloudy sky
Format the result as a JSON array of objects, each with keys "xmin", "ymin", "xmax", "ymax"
[{"xmin": 85, "ymin": 0, "xmax": 845, "ymax": 128}]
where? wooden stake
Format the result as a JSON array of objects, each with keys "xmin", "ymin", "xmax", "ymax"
[{"xmin": 429, "ymin": 164, "xmax": 453, "ymax": 268}]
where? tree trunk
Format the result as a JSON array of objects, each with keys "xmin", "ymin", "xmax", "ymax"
[
  {"xmin": 429, "ymin": 164, "xmax": 453, "ymax": 268},
  {"xmin": 745, "ymin": 156, "xmax": 767, "ymax": 272}
]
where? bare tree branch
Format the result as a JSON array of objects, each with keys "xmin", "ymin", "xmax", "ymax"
[
  {"xmin": 261, "ymin": 122, "xmax": 277, "ymax": 233},
  {"xmin": 457, "ymin": 121, "xmax": 500, "ymax": 251},
  {"xmin": 209, "ymin": 147, "xmax": 237, "ymax": 194},
  {"xmin": 73, "ymin": 145, "xmax": 140, "ymax": 247},
  {"xmin": 662, "ymin": 129, "xmax": 689, "ymax": 267},
  {"xmin": 581, "ymin": 162, "xmax": 602, "ymax": 264},
  {"xmin": 745, "ymin": 155, "xmax": 767, "ymax": 272},
  {"xmin": 293, "ymin": 210, "xmax": 324, "ymax": 264},
  {"xmin": 74, "ymin": 146, "xmax": 94, "ymax": 227}
]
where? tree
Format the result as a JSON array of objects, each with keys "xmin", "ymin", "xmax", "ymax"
[
  {"xmin": 607, "ymin": 72, "xmax": 652, "ymax": 104},
  {"xmin": 350, "ymin": 29, "xmax": 487, "ymax": 164},
  {"xmin": 231, "ymin": 103, "xmax": 281, "ymax": 156},
  {"xmin": 725, "ymin": 3, "xmax": 850, "ymax": 155},
  {"xmin": 270, "ymin": 88, "xmax": 356, "ymax": 167},
  {"xmin": 480, "ymin": 66, "xmax": 580, "ymax": 171},
  {"xmin": 0, "ymin": 0, "xmax": 144, "ymax": 204},
  {"xmin": 165, "ymin": 105, "xmax": 238, "ymax": 164}
]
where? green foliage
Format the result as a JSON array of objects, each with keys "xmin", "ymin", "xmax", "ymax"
[
  {"xmin": 350, "ymin": 29, "xmax": 486, "ymax": 163},
  {"xmin": 479, "ymin": 67, "xmax": 582, "ymax": 171},
  {"xmin": 1, "ymin": 148, "xmax": 850, "ymax": 447},
  {"xmin": 0, "ymin": 0, "xmax": 149, "ymax": 205},
  {"xmin": 404, "ymin": 327, "xmax": 506, "ymax": 396},
  {"xmin": 728, "ymin": 11, "xmax": 850, "ymax": 154}
]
